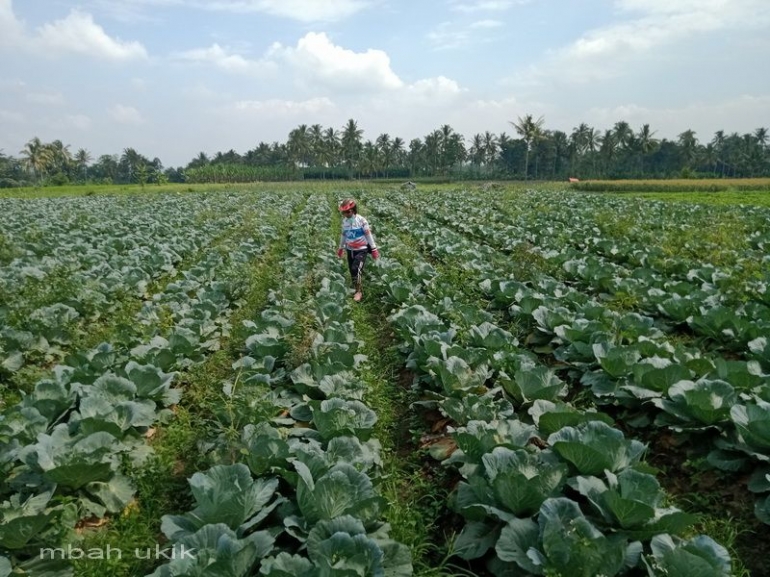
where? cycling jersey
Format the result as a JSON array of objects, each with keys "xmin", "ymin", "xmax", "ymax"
[{"xmin": 339, "ymin": 214, "xmax": 377, "ymax": 252}]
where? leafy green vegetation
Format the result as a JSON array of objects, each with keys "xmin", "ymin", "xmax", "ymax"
[
  {"xmin": 574, "ymin": 178, "xmax": 770, "ymax": 193},
  {"xmin": 2, "ymin": 184, "xmax": 769, "ymax": 575}
]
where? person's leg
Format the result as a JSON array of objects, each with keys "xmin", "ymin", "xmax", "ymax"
[
  {"xmin": 346, "ymin": 249, "xmax": 356, "ymax": 288},
  {"xmin": 351, "ymin": 250, "xmax": 367, "ymax": 300}
]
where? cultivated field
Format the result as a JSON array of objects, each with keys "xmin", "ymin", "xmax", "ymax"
[{"xmin": 1, "ymin": 183, "xmax": 769, "ymax": 576}]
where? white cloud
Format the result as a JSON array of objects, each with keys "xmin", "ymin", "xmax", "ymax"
[
  {"xmin": 26, "ymin": 91, "xmax": 65, "ymax": 105},
  {"xmin": 450, "ymin": 0, "xmax": 529, "ymax": 13},
  {"xmin": 233, "ymin": 97, "xmax": 335, "ymax": 115},
  {"xmin": 203, "ymin": 0, "xmax": 373, "ymax": 22},
  {"xmin": 65, "ymin": 114, "xmax": 93, "ymax": 131},
  {"xmin": 270, "ymin": 32, "xmax": 404, "ymax": 91},
  {"xmin": 507, "ymin": 0, "xmax": 770, "ymax": 88},
  {"xmin": 0, "ymin": 109, "xmax": 24, "ymax": 123},
  {"xmin": 562, "ymin": 14, "xmax": 719, "ymax": 63},
  {"xmin": 173, "ymin": 43, "xmax": 274, "ymax": 75},
  {"xmin": 0, "ymin": 0, "xmax": 24, "ymax": 47},
  {"xmin": 617, "ymin": 0, "xmax": 768, "ymax": 21},
  {"xmin": 428, "ymin": 18, "xmax": 505, "ymax": 50},
  {"xmin": 183, "ymin": 84, "xmax": 230, "ymax": 102},
  {"xmin": 266, "ymin": 32, "xmax": 465, "ymax": 103},
  {"xmin": 69, "ymin": 0, "xmax": 372, "ymax": 23},
  {"xmin": 0, "ymin": 78, "xmax": 26, "ymax": 90},
  {"xmin": 88, "ymin": 0, "xmax": 184, "ymax": 23},
  {"xmin": 469, "ymin": 96, "xmax": 519, "ymax": 111},
  {"xmin": 35, "ymin": 10, "xmax": 148, "ymax": 60},
  {"xmin": 470, "ymin": 19, "xmax": 504, "ymax": 29},
  {"xmin": 583, "ymin": 95, "xmax": 770, "ymax": 140},
  {"xmin": 564, "ymin": 1, "xmax": 768, "ymax": 66},
  {"xmin": 427, "ymin": 22, "xmax": 470, "ymax": 50},
  {"xmin": 0, "ymin": 2, "xmax": 148, "ymax": 60},
  {"xmin": 404, "ymin": 77, "xmax": 464, "ymax": 103},
  {"xmin": 109, "ymin": 104, "xmax": 144, "ymax": 124}
]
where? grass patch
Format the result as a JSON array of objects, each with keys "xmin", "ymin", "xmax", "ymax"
[
  {"xmin": 352, "ymin": 295, "xmax": 464, "ymax": 575},
  {"xmin": 620, "ymin": 190, "xmax": 770, "ymax": 207},
  {"xmin": 572, "ymin": 178, "xmax": 770, "ymax": 194},
  {"xmin": 1, "ymin": 179, "xmax": 573, "ymax": 200}
]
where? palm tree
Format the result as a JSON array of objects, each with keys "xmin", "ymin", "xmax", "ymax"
[
  {"xmin": 754, "ymin": 128, "xmax": 769, "ymax": 176},
  {"xmin": 308, "ymin": 124, "xmax": 324, "ymax": 167},
  {"xmin": 757, "ymin": 129, "xmax": 770, "ymax": 177},
  {"xmin": 710, "ymin": 130, "xmax": 726, "ymax": 176},
  {"xmin": 220, "ymin": 149, "xmax": 241, "ymax": 164},
  {"xmin": 147, "ymin": 157, "xmax": 163, "ymax": 184},
  {"xmin": 740, "ymin": 132, "xmax": 764, "ymax": 177},
  {"xmin": 469, "ymin": 134, "xmax": 485, "ymax": 169},
  {"xmin": 270, "ymin": 142, "xmax": 290, "ymax": 169},
  {"xmin": 482, "ymin": 131, "xmax": 498, "ymax": 167},
  {"xmin": 74, "ymin": 148, "xmax": 92, "ymax": 182},
  {"xmin": 550, "ymin": 130, "xmax": 569, "ymax": 178},
  {"xmin": 391, "ymin": 137, "xmax": 406, "ymax": 170},
  {"xmin": 287, "ymin": 124, "xmax": 311, "ymax": 167},
  {"xmin": 248, "ymin": 143, "xmax": 272, "ymax": 166},
  {"xmin": 121, "ymin": 147, "xmax": 143, "ymax": 183},
  {"xmin": 376, "ymin": 133, "xmax": 395, "ymax": 178},
  {"xmin": 510, "ymin": 114, "xmax": 545, "ymax": 179},
  {"xmin": 47, "ymin": 140, "xmax": 72, "ymax": 174},
  {"xmin": 437, "ymin": 125, "xmax": 465, "ymax": 175},
  {"xmin": 613, "ymin": 121, "xmax": 633, "ymax": 150},
  {"xmin": 407, "ymin": 138, "xmax": 423, "ymax": 177},
  {"xmin": 340, "ymin": 119, "xmax": 364, "ymax": 174},
  {"xmin": 722, "ymin": 132, "xmax": 742, "ymax": 177},
  {"xmin": 599, "ymin": 130, "xmax": 617, "ymax": 177},
  {"xmin": 319, "ymin": 127, "xmax": 340, "ymax": 175},
  {"xmin": 93, "ymin": 154, "xmax": 119, "ymax": 183},
  {"xmin": 187, "ymin": 152, "xmax": 210, "ymax": 170},
  {"xmin": 701, "ymin": 143, "xmax": 719, "ymax": 176},
  {"xmin": 360, "ymin": 141, "xmax": 379, "ymax": 177},
  {"xmin": 423, "ymin": 131, "xmax": 441, "ymax": 175},
  {"xmin": 637, "ymin": 124, "xmax": 659, "ymax": 174},
  {"xmin": 496, "ymin": 132, "xmax": 513, "ymax": 174},
  {"xmin": 755, "ymin": 127, "xmax": 768, "ymax": 150},
  {"xmin": 19, "ymin": 137, "xmax": 51, "ymax": 183},
  {"xmin": 677, "ymin": 130, "xmax": 699, "ymax": 170},
  {"xmin": 569, "ymin": 123, "xmax": 590, "ymax": 174}
]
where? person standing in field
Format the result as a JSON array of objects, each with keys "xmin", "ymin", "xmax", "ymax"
[{"xmin": 337, "ymin": 198, "xmax": 380, "ymax": 301}]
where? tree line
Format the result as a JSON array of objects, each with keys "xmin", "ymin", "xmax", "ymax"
[{"xmin": 1, "ymin": 116, "xmax": 768, "ymax": 187}]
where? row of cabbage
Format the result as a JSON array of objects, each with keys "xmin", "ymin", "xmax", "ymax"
[
  {"xmin": 374, "ymin": 191, "xmax": 770, "ymax": 526},
  {"xmin": 0, "ymin": 193, "xmax": 263, "ymax": 385},
  {"xmin": 409, "ymin": 189, "xmax": 770, "ymax": 357},
  {"xmin": 362, "ymin": 196, "xmax": 734, "ymax": 575},
  {"xmin": 148, "ymin": 194, "xmax": 411, "ymax": 576},
  {"xmin": 0, "ymin": 192, "xmax": 296, "ymax": 576}
]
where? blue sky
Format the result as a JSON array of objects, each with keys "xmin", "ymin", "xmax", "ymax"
[{"xmin": 1, "ymin": 0, "xmax": 769, "ymax": 167}]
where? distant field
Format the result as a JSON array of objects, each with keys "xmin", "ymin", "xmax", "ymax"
[
  {"xmin": 6, "ymin": 178, "xmax": 770, "ymax": 209},
  {"xmin": 0, "ymin": 181, "xmax": 322, "ymax": 198},
  {"xmin": 567, "ymin": 178, "xmax": 770, "ymax": 206},
  {"xmin": 0, "ymin": 179, "xmax": 565, "ymax": 199},
  {"xmin": 617, "ymin": 190, "xmax": 770, "ymax": 206},
  {"xmin": 571, "ymin": 177, "xmax": 770, "ymax": 194}
]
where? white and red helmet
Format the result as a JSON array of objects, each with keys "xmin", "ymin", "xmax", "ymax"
[{"xmin": 339, "ymin": 199, "xmax": 356, "ymax": 212}]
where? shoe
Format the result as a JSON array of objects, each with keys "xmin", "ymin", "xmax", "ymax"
[{"xmin": 353, "ymin": 291, "xmax": 362, "ymax": 302}]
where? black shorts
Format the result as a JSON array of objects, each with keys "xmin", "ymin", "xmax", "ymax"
[{"xmin": 346, "ymin": 249, "xmax": 368, "ymax": 286}]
